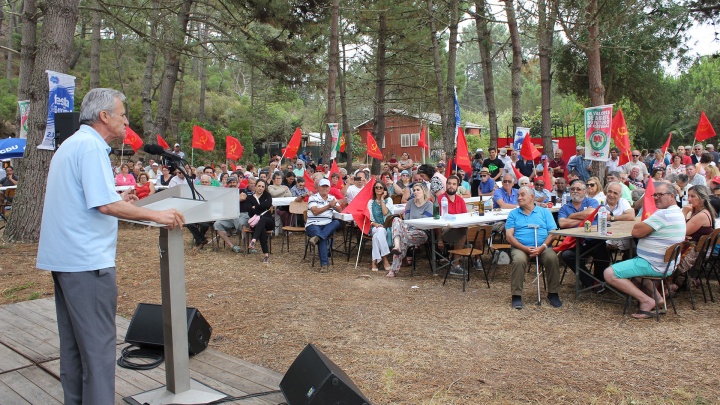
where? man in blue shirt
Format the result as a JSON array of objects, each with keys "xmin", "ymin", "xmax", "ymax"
[
  {"xmin": 505, "ymin": 186, "xmax": 562, "ymax": 309},
  {"xmin": 557, "ymin": 180, "xmax": 611, "ymax": 289},
  {"xmin": 478, "ymin": 167, "xmax": 495, "ymax": 196},
  {"xmin": 493, "ymin": 174, "xmax": 519, "ymax": 209},
  {"xmin": 37, "ymin": 89, "xmax": 185, "ymax": 404},
  {"xmin": 567, "ymin": 145, "xmax": 592, "ymax": 182}
]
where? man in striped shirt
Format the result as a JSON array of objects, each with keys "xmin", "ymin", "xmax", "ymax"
[
  {"xmin": 305, "ymin": 179, "xmax": 343, "ymax": 272},
  {"xmin": 604, "ymin": 181, "xmax": 686, "ymax": 319}
]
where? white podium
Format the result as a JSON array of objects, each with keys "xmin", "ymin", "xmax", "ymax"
[{"xmin": 123, "ymin": 185, "xmax": 239, "ymax": 405}]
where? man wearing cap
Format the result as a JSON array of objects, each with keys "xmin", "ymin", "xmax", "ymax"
[
  {"xmin": 499, "ymin": 147, "xmax": 513, "ymax": 173},
  {"xmin": 171, "ymin": 143, "xmax": 185, "ymax": 159},
  {"xmin": 549, "ymin": 149, "xmax": 567, "ymax": 178},
  {"xmin": 291, "ymin": 176, "xmax": 312, "ymax": 202},
  {"xmin": 478, "ymin": 167, "xmax": 495, "ymax": 197},
  {"xmin": 147, "ymin": 162, "xmax": 161, "ymax": 180},
  {"xmin": 483, "ymin": 147, "xmax": 505, "ymax": 182},
  {"xmin": 567, "ymin": 145, "xmax": 591, "ymax": 182},
  {"xmin": 306, "ymin": 178, "xmax": 343, "ymax": 273}
]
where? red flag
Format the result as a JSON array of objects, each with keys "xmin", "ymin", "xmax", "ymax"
[
  {"xmin": 455, "ymin": 127, "xmax": 472, "ymax": 173},
  {"xmin": 618, "ymin": 150, "xmax": 631, "ymax": 166},
  {"xmin": 123, "ymin": 127, "xmax": 144, "ymax": 152},
  {"xmin": 448, "ymin": 158, "xmax": 453, "ymax": 174},
  {"xmin": 303, "ymin": 170, "xmax": 316, "ymax": 193},
  {"xmin": 642, "ymin": 178, "xmax": 657, "ymax": 221},
  {"xmin": 695, "ymin": 111, "xmax": 716, "ymax": 142},
  {"xmin": 192, "ymin": 125, "xmax": 215, "ymax": 151},
  {"xmin": 520, "ymin": 132, "xmax": 541, "ymax": 161},
  {"xmin": 542, "ymin": 160, "xmax": 552, "ymax": 191},
  {"xmin": 226, "ymin": 136, "xmax": 244, "ymax": 160},
  {"xmin": 660, "ymin": 132, "xmax": 672, "ymax": 156},
  {"xmin": 553, "ymin": 205, "xmax": 601, "ymax": 253},
  {"xmin": 239, "ymin": 178, "xmax": 248, "ymax": 189},
  {"xmin": 342, "ymin": 177, "xmax": 376, "ymax": 234},
  {"xmin": 418, "ymin": 126, "xmax": 429, "ymax": 151},
  {"xmin": 366, "ymin": 133, "xmax": 383, "ymax": 160},
  {"xmin": 611, "ymin": 109, "xmax": 631, "ymax": 154},
  {"xmin": 156, "ymin": 134, "xmax": 170, "ymax": 150},
  {"xmin": 329, "ymin": 160, "xmax": 344, "ymax": 188},
  {"xmin": 282, "ymin": 127, "xmax": 303, "ymax": 159},
  {"xmin": 339, "ymin": 134, "xmax": 346, "ymax": 153}
]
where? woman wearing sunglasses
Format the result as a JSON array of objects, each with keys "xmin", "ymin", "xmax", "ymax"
[
  {"xmin": 367, "ymin": 181, "xmax": 395, "ymax": 271},
  {"xmin": 585, "ymin": 176, "xmax": 605, "ymax": 203}
]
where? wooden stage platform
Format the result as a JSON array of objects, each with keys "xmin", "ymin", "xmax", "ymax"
[{"xmin": 0, "ymin": 298, "xmax": 285, "ymax": 404}]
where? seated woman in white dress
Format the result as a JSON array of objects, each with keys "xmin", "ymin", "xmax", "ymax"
[{"xmin": 367, "ymin": 181, "xmax": 395, "ymax": 271}]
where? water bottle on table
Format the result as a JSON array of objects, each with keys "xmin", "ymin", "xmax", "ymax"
[
  {"xmin": 597, "ymin": 202, "xmax": 608, "ymax": 236},
  {"xmin": 441, "ymin": 196, "xmax": 449, "ymax": 220}
]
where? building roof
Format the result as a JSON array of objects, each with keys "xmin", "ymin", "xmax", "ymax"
[
  {"xmin": 354, "ymin": 109, "xmax": 443, "ymax": 130},
  {"xmin": 465, "ymin": 122, "xmax": 483, "ymax": 129}
]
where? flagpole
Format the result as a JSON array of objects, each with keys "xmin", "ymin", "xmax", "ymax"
[
  {"xmin": 120, "ymin": 144, "xmax": 124, "ymax": 166},
  {"xmin": 191, "ymin": 148, "xmax": 194, "ymax": 167},
  {"xmin": 355, "ymin": 217, "xmax": 367, "ymax": 269}
]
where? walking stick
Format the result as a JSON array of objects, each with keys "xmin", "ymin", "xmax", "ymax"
[{"xmin": 528, "ymin": 224, "xmax": 542, "ymax": 306}]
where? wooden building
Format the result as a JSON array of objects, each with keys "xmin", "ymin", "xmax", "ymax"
[{"xmin": 355, "ymin": 110, "xmax": 442, "ymax": 162}]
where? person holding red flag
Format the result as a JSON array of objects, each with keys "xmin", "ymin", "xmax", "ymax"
[
  {"xmin": 304, "ymin": 180, "xmax": 343, "ymax": 273},
  {"xmin": 604, "ymin": 181, "xmax": 686, "ymax": 319}
]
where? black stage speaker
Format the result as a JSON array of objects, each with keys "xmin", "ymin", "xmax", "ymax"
[
  {"xmin": 54, "ymin": 112, "xmax": 81, "ymax": 148},
  {"xmin": 280, "ymin": 344, "xmax": 371, "ymax": 405},
  {"xmin": 124, "ymin": 303, "xmax": 212, "ymax": 355}
]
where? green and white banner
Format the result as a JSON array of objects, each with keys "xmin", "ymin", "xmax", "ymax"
[
  {"xmin": 584, "ymin": 104, "xmax": 613, "ymax": 161},
  {"xmin": 18, "ymin": 100, "xmax": 29, "ymax": 139},
  {"xmin": 328, "ymin": 123, "xmax": 339, "ymax": 160}
]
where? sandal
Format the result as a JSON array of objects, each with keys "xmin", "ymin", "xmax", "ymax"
[
  {"xmin": 391, "ymin": 247, "xmax": 402, "ymax": 256},
  {"xmin": 386, "ymin": 271, "xmax": 396, "ymax": 277},
  {"xmin": 262, "ymin": 256, "xmax": 269, "ymax": 264},
  {"xmin": 249, "ymin": 239, "xmax": 256, "ymax": 250}
]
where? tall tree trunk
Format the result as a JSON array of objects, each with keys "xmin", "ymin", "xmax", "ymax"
[
  {"xmin": 6, "ymin": 0, "xmax": 80, "ymax": 242},
  {"xmin": 175, "ymin": 57, "xmax": 185, "ymax": 142},
  {"xmin": 338, "ymin": 35, "xmax": 351, "ymax": 169},
  {"xmin": 371, "ymin": 13, "xmax": 387, "ymax": 174},
  {"xmin": 89, "ymin": 1, "xmax": 101, "ymax": 89},
  {"xmin": 16, "ymin": 0, "xmax": 37, "ymax": 142},
  {"xmin": 324, "ymin": 0, "xmax": 339, "ymax": 163},
  {"xmin": 428, "ymin": 0, "xmax": 447, "ymax": 159},
  {"xmin": 198, "ymin": 23, "xmax": 208, "ymax": 122},
  {"xmin": 474, "ymin": 0, "xmax": 499, "ymax": 148},
  {"xmin": 111, "ymin": 27, "xmax": 125, "ymax": 94},
  {"xmin": 444, "ymin": 0, "xmax": 460, "ymax": 155},
  {"xmin": 155, "ymin": 0, "xmax": 193, "ymax": 137},
  {"xmin": 586, "ymin": 0, "xmax": 606, "ymax": 179},
  {"xmin": 505, "ymin": 0, "xmax": 523, "ymax": 132},
  {"xmin": 141, "ymin": 12, "xmax": 158, "ymax": 138},
  {"xmin": 5, "ymin": 0, "xmax": 16, "ymax": 82},
  {"xmin": 538, "ymin": 0, "xmax": 556, "ymax": 153}
]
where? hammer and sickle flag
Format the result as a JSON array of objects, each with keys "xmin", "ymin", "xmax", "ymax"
[
  {"xmin": 192, "ymin": 125, "xmax": 215, "ymax": 151},
  {"xmin": 123, "ymin": 126, "xmax": 144, "ymax": 152},
  {"xmin": 695, "ymin": 111, "xmax": 716, "ymax": 142},
  {"xmin": 611, "ymin": 109, "xmax": 631, "ymax": 155},
  {"xmin": 366, "ymin": 133, "xmax": 383, "ymax": 160},
  {"xmin": 226, "ymin": 136, "xmax": 244, "ymax": 160}
]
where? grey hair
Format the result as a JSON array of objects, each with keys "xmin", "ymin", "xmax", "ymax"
[
  {"xmin": 79, "ymin": 88, "xmax": 126, "ymax": 125},
  {"xmin": 200, "ymin": 174, "xmax": 212, "ymax": 182},
  {"xmin": 608, "ymin": 171, "xmax": 621, "ymax": 178},
  {"xmin": 518, "ymin": 186, "xmax": 534, "ymax": 196},
  {"xmin": 631, "ymin": 189, "xmax": 644, "ymax": 202},
  {"xmin": 518, "ymin": 176, "xmax": 530, "ymax": 185},
  {"xmin": 655, "ymin": 181, "xmax": 676, "ymax": 197},
  {"xmin": 665, "ymin": 173, "xmax": 679, "ymax": 183},
  {"xmin": 605, "ymin": 181, "xmax": 623, "ymax": 194}
]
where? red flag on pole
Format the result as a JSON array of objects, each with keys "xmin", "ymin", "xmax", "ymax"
[
  {"xmin": 553, "ymin": 205, "xmax": 601, "ymax": 253},
  {"xmin": 695, "ymin": 111, "xmax": 716, "ymax": 142},
  {"xmin": 660, "ymin": 132, "xmax": 672, "ymax": 156},
  {"xmin": 192, "ymin": 125, "xmax": 215, "ymax": 151},
  {"xmin": 123, "ymin": 127, "xmax": 144, "ymax": 152},
  {"xmin": 618, "ymin": 150, "xmax": 631, "ymax": 166},
  {"xmin": 418, "ymin": 126, "xmax": 429, "ymax": 151},
  {"xmin": 339, "ymin": 134, "xmax": 346, "ymax": 153},
  {"xmin": 366, "ymin": 133, "xmax": 383, "ymax": 160},
  {"xmin": 611, "ymin": 109, "xmax": 631, "ymax": 154},
  {"xmin": 329, "ymin": 160, "xmax": 344, "ymax": 188},
  {"xmin": 542, "ymin": 160, "xmax": 552, "ymax": 191},
  {"xmin": 642, "ymin": 178, "xmax": 658, "ymax": 221},
  {"xmin": 156, "ymin": 134, "xmax": 170, "ymax": 150},
  {"xmin": 303, "ymin": 170, "xmax": 316, "ymax": 193},
  {"xmin": 226, "ymin": 136, "xmax": 244, "ymax": 160},
  {"xmin": 520, "ymin": 132, "xmax": 541, "ymax": 161},
  {"xmin": 512, "ymin": 164, "xmax": 524, "ymax": 180},
  {"xmin": 341, "ymin": 177, "xmax": 376, "ymax": 234},
  {"xmin": 282, "ymin": 127, "xmax": 303, "ymax": 159},
  {"xmin": 455, "ymin": 127, "xmax": 472, "ymax": 173}
]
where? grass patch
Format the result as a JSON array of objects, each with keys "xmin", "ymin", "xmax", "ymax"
[
  {"xmin": 3, "ymin": 281, "xmax": 35, "ymax": 297},
  {"xmin": 28, "ymin": 291, "xmax": 41, "ymax": 300}
]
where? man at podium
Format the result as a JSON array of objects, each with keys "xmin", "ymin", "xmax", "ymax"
[{"xmin": 37, "ymin": 88, "xmax": 185, "ymax": 405}]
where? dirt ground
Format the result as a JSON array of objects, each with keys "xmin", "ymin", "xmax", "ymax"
[{"xmin": 2, "ymin": 223, "xmax": 720, "ymax": 404}]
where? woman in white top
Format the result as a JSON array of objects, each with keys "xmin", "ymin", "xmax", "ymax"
[
  {"xmin": 604, "ymin": 182, "xmax": 635, "ymax": 252},
  {"xmin": 586, "ymin": 176, "xmax": 605, "ymax": 203},
  {"xmin": 665, "ymin": 154, "xmax": 686, "ymax": 178},
  {"xmin": 367, "ymin": 181, "xmax": 395, "ymax": 271}
]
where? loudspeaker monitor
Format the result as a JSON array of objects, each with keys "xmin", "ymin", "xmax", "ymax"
[
  {"xmin": 280, "ymin": 343, "xmax": 372, "ymax": 405},
  {"xmin": 124, "ymin": 303, "xmax": 212, "ymax": 355},
  {"xmin": 54, "ymin": 112, "xmax": 81, "ymax": 148}
]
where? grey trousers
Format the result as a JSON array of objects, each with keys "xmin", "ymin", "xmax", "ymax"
[{"xmin": 53, "ymin": 268, "xmax": 117, "ymax": 405}]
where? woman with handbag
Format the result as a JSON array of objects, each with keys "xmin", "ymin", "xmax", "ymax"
[{"xmin": 244, "ymin": 179, "xmax": 274, "ymax": 264}]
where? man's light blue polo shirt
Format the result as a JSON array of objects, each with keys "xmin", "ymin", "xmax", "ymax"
[
  {"xmin": 506, "ymin": 204, "xmax": 556, "ymax": 246},
  {"xmin": 558, "ymin": 197, "xmax": 599, "ymax": 225},
  {"xmin": 37, "ymin": 125, "xmax": 122, "ymax": 272},
  {"xmin": 493, "ymin": 187, "xmax": 518, "ymax": 209}
]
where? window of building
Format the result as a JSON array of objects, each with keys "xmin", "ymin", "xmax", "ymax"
[{"xmin": 400, "ymin": 133, "xmax": 420, "ymax": 147}]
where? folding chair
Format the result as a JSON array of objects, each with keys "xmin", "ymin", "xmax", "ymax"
[
  {"xmin": 444, "ymin": 225, "xmax": 491, "ymax": 291},
  {"xmin": 391, "ymin": 194, "xmax": 403, "ymax": 205},
  {"xmin": 679, "ymin": 234, "xmax": 712, "ymax": 309},
  {"xmin": 623, "ymin": 242, "xmax": 683, "ymax": 322},
  {"xmin": 695, "ymin": 228, "xmax": 720, "ymax": 303},
  {"xmin": 281, "ymin": 201, "xmax": 307, "ymax": 253}
]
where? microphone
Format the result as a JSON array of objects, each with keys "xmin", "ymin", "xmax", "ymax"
[{"xmin": 143, "ymin": 144, "xmax": 167, "ymax": 155}]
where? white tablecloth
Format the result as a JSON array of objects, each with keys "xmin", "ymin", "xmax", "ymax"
[
  {"xmin": 403, "ymin": 211, "xmax": 512, "ymax": 230},
  {"xmin": 272, "ymin": 197, "xmax": 296, "ymax": 207},
  {"xmin": 0, "ymin": 185, "xmax": 17, "ymax": 191},
  {"xmin": 333, "ymin": 204, "xmax": 406, "ymax": 222}
]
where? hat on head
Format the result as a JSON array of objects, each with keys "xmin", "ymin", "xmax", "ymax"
[
  {"xmin": 243, "ymin": 171, "xmax": 252, "ymax": 177},
  {"xmin": 476, "ymin": 148, "xmax": 483, "ymax": 152},
  {"xmin": 480, "ymin": 167, "xmax": 490, "ymax": 174},
  {"xmin": 401, "ymin": 170, "xmax": 409, "ymax": 175},
  {"xmin": 151, "ymin": 162, "xmax": 159, "ymax": 166},
  {"xmin": 541, "ymin": 154, "xmax": 548, "ymax": 160},
  {"xmin": 708, "ymin": 144, "xmax": 715, "ymax": 150},
  {"xmin": 499, "ymin": 147, "xmax": 507, "ymax": 155},
  {"xmin": 319, "ymin": 179, "xmax": 330, "ymax": 187},
  {"xmin": 712, "ymin": 176, "xmax": 720, "ymax": 184},
  {"xmin": 436, "ymin": 162, "xmax": 446, "ymax": 167},
  {"xmin": 576, "ymin": 145, "xmax": 584, "ymax": 150},
  {"xmin": 227, "ymin": 176, "xmax": 238, "ymax": 183},
  {"xmin": 174, "ymin": 143, "xmax": 180, "ymax": 147}
]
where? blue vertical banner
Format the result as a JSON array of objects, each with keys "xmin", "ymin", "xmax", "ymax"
[
  {"xmin": 453, "ymin": 86, "xmax": 461, "ymax": 145},
  {"xmin": 38, "ymin": 70, "xmax": 76, "ymax": 150}
]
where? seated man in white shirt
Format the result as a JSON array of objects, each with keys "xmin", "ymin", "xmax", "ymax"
[
  {"xmin": 345, "ymin": 171, "xmax": 367, "ymax": 203},
  {"xmin": 168, "ymin": 168, "xmax": 188, "ymax": 187},
  {"xmin": 306, "ymin": 179, "xmax": 343, "ymax": 272}
]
